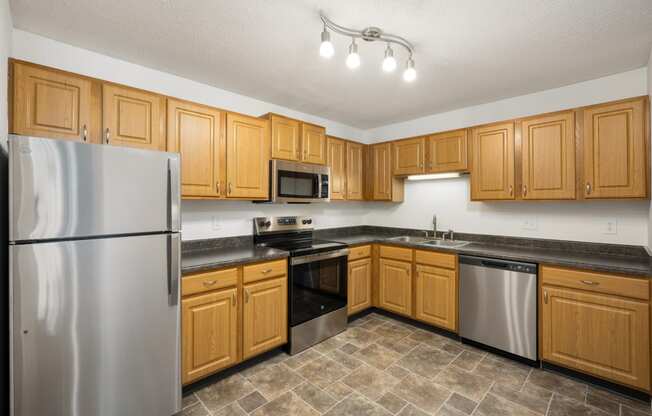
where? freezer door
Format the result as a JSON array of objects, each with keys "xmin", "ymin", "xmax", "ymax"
[
  {"xmin": 10, "ymin": 233, "xmax": 181, "ymax": 416},
  {"xmin": 9, "ymin": 135, "xmax": 181, "ymax": 242}
]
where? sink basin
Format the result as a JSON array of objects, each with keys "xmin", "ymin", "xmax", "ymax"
[
  {"xmin": 386, "ymin": 235, "xmax": 431, "ymax": 244},
  {"xmin": 419, "ymin": 239, "xmax": 471, "ymax": 248}
]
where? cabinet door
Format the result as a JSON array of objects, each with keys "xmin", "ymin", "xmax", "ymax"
[
  {"xmin": 225, "ymin": 113, "xmax": 270, "ymax": 199},
  {"xmin": 348, "ymin": 258, "xmax": 372, "ymax": 315},
  {"xmin": 372, "ymin": 143, "xmax": 393, "ymax": 200},
  {"xmin": 271, "ymin": 115, "xmax": 300, "ymax": 161},
  {"xmin": 583, "ymin": 98, "xmax": 647, "ymax": 198},
  {"xmin": 346, "ymin": 142, "xmax": 364, "ymax": 200},
  {"xmin": 301, "ymin": 123, "xmax": 327, "ymax": 165},
  {"xmin": 521, "ymin": 112, "xmax": 576, "ymax": 200},
  {"xmin": 378, "ymin": 258, "xmax": 412, "ymax": 317},
  {"xmin": 327, "ymin": 137, "xmax": 347, "ymax": 200},
  {"xmin": 243, "ymin": 277, "xmax": 288, "ymax": 360},
  {"xmin": 12, "ymin": 63, "xmax": 92, "ymax": 142},
  {"xmin": 541, "ymin": 286, "xmax": 650, "ymax": 390},
  {"xmin": 415, "ymin": 264, "xmax": 457, "ymax": 331},
  {"xmin": 167, "ymin": 99, "xmax": 225, "ymax": 198},
  {"xmin": 470, "ymin": 122, "xmax": 515, "ymax": 200},
  {"xmin": 182, "ymin": 288, "xmax": 238, "ymax": 385},
  {"xmin": 102, "ymin": 84, "xmax": 165, "ymax": 150},
  {"xmin": 393, "ymin": 137, "xmax": 426, "ymax": 175},
  {"xmin": 427, "ymin": 130, "xmax": 468, "ymax": 173}
]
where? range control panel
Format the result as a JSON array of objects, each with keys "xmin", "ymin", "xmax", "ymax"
[{"xmin": 253, "ymin": 216, "xmax": 314, "ymax": 234}]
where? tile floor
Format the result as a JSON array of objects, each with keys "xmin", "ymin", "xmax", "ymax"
[{"xmin": 182, "ymin": 313, "xmax": 651, "ymax": 416}]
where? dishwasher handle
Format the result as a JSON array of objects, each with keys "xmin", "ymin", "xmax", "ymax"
[
  {"xmin": 481, "ymin": 259, "xmax": 510, "ymax": 269},
  {"xmin": 460, "ymin": 255, "xmax": 537, "ymax": 274}
]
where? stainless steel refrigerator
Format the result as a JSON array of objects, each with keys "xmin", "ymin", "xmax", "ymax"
[{"xmin": 8, "ymin": 135, "xmax": 182, "ymax": 416}]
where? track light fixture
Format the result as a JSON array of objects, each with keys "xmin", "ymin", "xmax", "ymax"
[{"xmin": 319, "ymin": 13, "xmax": 416, "ymax": 82}]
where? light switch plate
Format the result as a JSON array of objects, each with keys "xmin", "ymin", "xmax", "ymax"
[
  {"xmin": 522, "ymin": 217, "xmax": 538, "ymax": 231},
  {"xmin": 603, "ymin": 219, "xmax": 618, "ymax": 235}
]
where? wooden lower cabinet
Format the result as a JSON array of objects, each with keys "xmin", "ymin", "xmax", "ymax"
[
  {"xmin": 243, "ymin": 276, "xmax": 288, "ymax": 360},
  {"xmin": 541, "ymin": 268, "xmax": 651, "ymax": 391},
  {"xmin": 348, "ymin": 257, "xmax": 372, "ymax": 315},
  {"xmin": 415, "ymin": 264, "xmax": 457, "ymax": 331},
  {"xmin": 182, "ymin": 287, "xmax": 238, "ymax": 385},
  {"xmin": 378, "ymin": 257, "xmax": 412, "ymax": 317}
]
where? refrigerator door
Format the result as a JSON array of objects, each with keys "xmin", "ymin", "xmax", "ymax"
[
  {"xmin": 10, "ymin": 233, "xmax": 181, "ymax": 416},
  {"xmin": 9, "ymin": 135, "xmax": 181, "ymax": 242}
]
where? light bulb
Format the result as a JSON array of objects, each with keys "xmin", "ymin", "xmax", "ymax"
[
  {"xmin": 403, "ymin": 58, "xmax": 416, "ymax": 82},
  {"xmin": 319, "ymin": 28, "xmax": 334, "ymax": 58},
  {"xmin": 346, "ymin": 39, "xmax": 360, "ymax": 69},
  {"xmin": 382, "ymin": 44, "xmax": 397, "ymax": 72}
]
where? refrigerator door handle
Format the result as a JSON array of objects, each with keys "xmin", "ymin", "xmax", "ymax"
[
  {"xmin": 167, "ymin": 234, "xmax": 180, "ymax": 306},
  {"xmin": 167, "ymin": 157, "xmax": 181, "ymax": 232}
]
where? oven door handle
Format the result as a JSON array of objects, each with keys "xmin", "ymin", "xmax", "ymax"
[{"xmin": 291, "ymin": 248, "xmax": 350, "ymax": 266}]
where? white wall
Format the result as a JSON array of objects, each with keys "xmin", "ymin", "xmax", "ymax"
[
  {"xmin": 365, "ymin": 178, "xmax": 650, "ymax": 246},
  {"xmin": 10, "ymin": 29, "xmax": 367, "ymax": 142},
  {"xmin": 0, "ymin": 0, "xmax": 11, "ymax": 143},
  {"xmin": 366, "ymin": 69, "xmax": 648, "ymax": 142}
]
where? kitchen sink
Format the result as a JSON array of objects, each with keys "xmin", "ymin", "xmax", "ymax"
[
  {"xmin": 386, "ymin": 235, "xmax": 432, "ymax": 244},
  {"xmin": 419, "ymin": 239, "xmax": 471, "ymax": 248}
]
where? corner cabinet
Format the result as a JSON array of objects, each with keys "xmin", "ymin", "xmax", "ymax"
[
  {"xmin": 470, "ymin": 122, "xmax": 515, "ymax": 200},
  {"xmin": 301, "ymin": 123, "xmax": 327, "ymax": 165},
  {"xmin": 167, "ymin": 99, "xmax": 225, "ymax": 198},
  {"xmin": 582, "ymin": 98, "xmax": 648, "ymax": 199},
  {"xmin": 225, "ymin": 113, "xmax": 270, "ymax": 199},
  {"xmin": 370, "ymin": 143, "xmax": 404, "ymax": 201},
  {"xmin": 327, "ymin": 137, "xmax": 347, "ymax": 200}
]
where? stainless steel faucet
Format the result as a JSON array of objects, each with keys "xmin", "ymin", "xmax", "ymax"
[
  {"xmin": 443, "ymin": 229, "xmax": 455, "ymax": 241},
  {"xmin": 432, "ymin": 215, "xmax": 437, "ymax": 238}
]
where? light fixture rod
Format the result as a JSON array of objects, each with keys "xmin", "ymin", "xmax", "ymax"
[{"xmin": 320, "ymin": 13, "xmax": 414, "ymax": 57}]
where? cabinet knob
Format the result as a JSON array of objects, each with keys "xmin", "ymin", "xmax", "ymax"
[
  {"xmin": 585, "ymin": 182, "xmax": 592, "ymax": 195},
  {"xmin": 105, "ymin": 128, "xmax": 111, "ymax": 144}
]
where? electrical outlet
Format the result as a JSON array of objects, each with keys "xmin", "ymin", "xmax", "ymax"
[
  {"xmin": 522, "ymin": 217, "xmax": 538, "ymax": 231},
  {"xmin": 603, "ymin": 219, "xmax": 618, "ymax": 235},
  {"xmin": 211, "ymin": 215, "xmax": 221, "ymax": 231}
]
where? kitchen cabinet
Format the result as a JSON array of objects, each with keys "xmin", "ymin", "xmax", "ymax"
[
  {"xmin": 243, "ymin": 276, "xmax": 288, "ymax": 360},
  {"xmin": 327, "ymin": 137, "xmax": 347, "ymax": 200},
  {"xmin": 301, "ymin": 123, "xmax": 327, "ymax": 165},
  {"xmin": 541, "ymin": 266, "xmax": 650, "ymax": 391},
  {"xmin": 582, "ymin": 97, "xmax": 648, "ymax": 199},
  {"xmin": 370, "ymin": 142, "xmax": 404, "ymax": 201},
  {"xmin": 102, "ymin": 83, "xmax": 166, "ymax": 150},
  {"xmin": 270, "ymin": 114, "xmax": 301, "ymax": 161},
  {"xmin": 182, "ymin": 287, "xmax": 238, "ymax": 385},
  {"xmin": 378, "ymin": 257, "xmax": 412, "ymax": 317},
  {"xmin": 225, "ymin": 113, "xmax": 270, "ymax": 199},
  {"xmin": 415, "ymin": 264, "xmax": 457, "ymax": 331},
  {"xmin": 348, "ymin": 257, "xmax": 373, "ymax": 316},
  {"xmin": 167, "ymin": 99, "xmax": 225, "ymax": 198},
  {"xmin": 11, "ymin": 62, "xmax": 94, "ymax": 142},
  {"xmin": 346, "ymin": 142, "xmax": 364, "ymax": 200},
  {"xmin": 426, "ymin": 129, "xmax": 468, "ymax": 173},
  {"xmin": 470, "ymin": 122, "xmax": 515, "ymax": 200},
  {"xmin": 393, "ymin": 137, "xmax": 426, "ymax": 175},
  {"xmin": 521, "ymin": 112, "xmax": 576, "ymax": 200}
]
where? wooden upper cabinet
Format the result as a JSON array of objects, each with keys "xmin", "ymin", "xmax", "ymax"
[
  {"xmin": 270, "ymin": 115, "xmax": 300, "ymax": 161},
  {"xmin": 393, "ymin": 137, "xmax": 426, "ymax": 175},
  {"xmin": 521, "ymin": 112, "xmax": 576, "ymax": 200},
  {"xmin": 327, "ymin": 137, "xmax": 347, "ymax": 200},
  {"xmin": 225, "ymin": 113, "xmax": 270, "ymax": 199},
  {"xmin": 427, "ymin": 129, "xmax": 468, "ymax": 173},
  {"xmin": 103, "ymin": 84, "xmax": 166, "ymax": 150},
  {"xmin": 167, "ymin": 99, "xmax": 225, "ymax": 198},
  {"xmin": 182, "ymin": 287, "xmax": 238, "ymax": 385},
  {"xmin": 470, "ymin": 122, "xmax": 515, "ymax": 200},
  {"xmin": 372, "ymin": 142, "xmax": 393, "ymax": 200},
  {"xmin": 346, "ymin": 142, "xmax": 364, "ymax": 200},
  {"xmin": 415, "ymin": 264, "xmax": 457, "ymax": 331},
  {"xmin": 12, "ymin": 62, "xmax": 93, "ymax": 142},
  {"xmin": 583, "ymin": 98, "xmax": 647, "ymax": 199},
  {"xmin": 301, "ymin": 123, "xmax": 327, "ymax": 165},
  {"xmin": 242, "ymin": 276, "xmax": 288, "ymax": 360}
]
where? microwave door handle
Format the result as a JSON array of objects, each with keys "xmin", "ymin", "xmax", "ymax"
[{"xmin": 317, "ymin": 174, "xmax": 322, "ymax": 198}]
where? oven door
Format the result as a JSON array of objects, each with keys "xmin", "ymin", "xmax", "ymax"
[
  {"xmin": 289, "ymin": 250, "xmax": 348, "ymax": 327},
  {"xmin": 271, "ymin": 160, "xmax": 330, "ymax": 203}
]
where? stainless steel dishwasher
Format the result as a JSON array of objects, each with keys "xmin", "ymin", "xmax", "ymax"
[{"xmin": 459, "ymin": 255, "xmax": 538, "ymax": 361}]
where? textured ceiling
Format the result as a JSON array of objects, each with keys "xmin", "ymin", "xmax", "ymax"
[{"xmin": 9, "ymin": 0, "xmax": 652, "ymax": 129}]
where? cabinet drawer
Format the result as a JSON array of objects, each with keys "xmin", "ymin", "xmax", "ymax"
[
  {"xmin": 243, "ymin": 259, "xmax": 287, "ymax": 284},
  {"xmin": 541, "ymin": 265, "xmax": 649, "ymax": 301},
  {"xmin": 415, "ymin": 250, "xmax": 456, "ymax": 270},
  {"xmin": 182, "ymin": 268, "xmax": 238, "ymax": 297},
  {"xmin": 379, "ymin": 245, "xmax": 413, "ymax": 262},
  {"xmin": 349, "ymin": 245, "xmax": 371, "ymax": 261}
]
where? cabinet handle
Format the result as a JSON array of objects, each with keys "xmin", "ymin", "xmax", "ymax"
[
  {"xmin": 580, "ymin": 280, "xmax": 599, "ymax": 286},
  {"xmin": 245, "ymin": 289, "xmax": 250, "ymax": 303},
  {"xmin": 261, "ymin": 269, "xmax": 273, "ymax": 274},
  {"xmin": 232, "ymin": 291, "xmax": 236, "ymax": 306},
  {"xmin": 509, "ymin": 185, "xmax": 513, "ymax": 196},
  {"xmin": 82, "ymin": 124, "xmax": 88, "ymax": 142},
  {"xmin": 586, "ymin": 182, "xmax": 592, "ymax": 195},
  {"xmin": 105, "ymin": 128, "xmax": 111, "ymax": 144},
  {"xmin": 216, "ymin": 181, "xmax": 221, "ymax": 195},
  {"xmin": 523, "ymin": 185, "xmax": 527, "ymax": 197},
  {"xmin": 543, "ymin": 290, "xmax": 548, "ymax": 304},
  {"xmin": 202, "ymin": 280, "xmax": 217, "ymax": 287}
]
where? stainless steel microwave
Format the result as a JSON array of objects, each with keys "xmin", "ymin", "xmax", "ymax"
[{"xmin": 266, "ymin": 160, "xmax": 330, "ymax": 203}]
